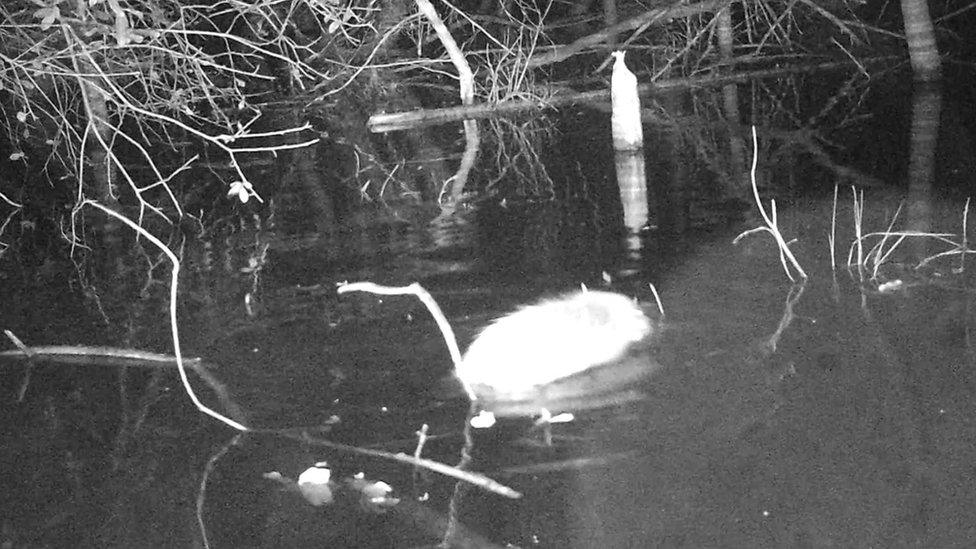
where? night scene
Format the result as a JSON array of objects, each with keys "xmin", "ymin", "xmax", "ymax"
[{"xmin": 1, "ymin": 0, "xmax": 975, "ymax": 546}]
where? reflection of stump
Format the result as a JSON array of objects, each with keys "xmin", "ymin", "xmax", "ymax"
[
  {"xmin": 614, "ymin": 151, "xmax": 649, "ymax": 237},
  {"xmin": 610, "ymin": 51, "xmax": 644, "ymax": 152}
]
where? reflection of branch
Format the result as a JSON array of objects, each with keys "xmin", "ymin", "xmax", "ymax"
[
  {"xmin": 527, "ymin": 0, "xmax": 727, "ymax": 67},
  {"xmin": 438, "ymin": 119, "xmax": 480, "ymax": 204},
  {"xmin": 763, "ymin": 283, "xmax": 806, "ymax": 354},
  {"xmin": 485, "ymin": 118, "xmax": 553, "ymax": 195},
  {"xmin": 198, "ymin": 433, "xmax": 245, "ymax": 549},
  {"xmin": 369, "ymin": 100, "xmax": 544, "ymax": 132},
  {"xmin": 767, "ymin": 128, "xmax": 885, "ymax": 188}
]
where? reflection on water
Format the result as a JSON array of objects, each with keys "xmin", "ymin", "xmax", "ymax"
[{"xmin": 2, "ymin": 74, "xmax": 976, "ymax": 547}]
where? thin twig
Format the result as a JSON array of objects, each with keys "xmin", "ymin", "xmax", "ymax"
[
  {"xmin": 81, "ymin": 200, "xmax": 248, "ymax": 431},
  {"xmin": 830, "ymin": 184, "xmax": 838, "ymax": 271},
  {"xmin": 733, "ymin": 126, "xmax": 807, "ymax": 281},
  {"xmin": 283, "ymin": 429, "xmax": 521, "ymax": 499}
]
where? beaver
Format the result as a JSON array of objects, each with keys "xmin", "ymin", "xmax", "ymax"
[{"xmin": 456, "ymin": 290, "xmax": 653, "ymax": 397}]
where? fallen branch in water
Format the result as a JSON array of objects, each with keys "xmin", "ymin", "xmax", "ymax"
[
  {"xmin": 0, "ymin": 344, "xmax": 203, "ymax": 368},
  {"xmin": 290, "ymin": 430, "xmax": 520, "ymax": 499},
  {"xmin": 336, "ymin": 281, "xmax": 473, "ymax": 401},
  {"xmin": 368, "ymin": 58, "xmax": 896, "ymax": 132},
  {"xmin": 0, "ymin": 337, "xmax": 247, "ymax": 425}
]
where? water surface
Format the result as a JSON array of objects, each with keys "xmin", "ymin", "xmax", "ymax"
[{"xmin": 1, "ymin": 71, "xmax": 975, "ymax": 548}]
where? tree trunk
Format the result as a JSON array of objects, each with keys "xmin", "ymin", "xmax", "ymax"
[{"xmin": 900, "ymin": 0, "xmax": 941, "ymax": 81}]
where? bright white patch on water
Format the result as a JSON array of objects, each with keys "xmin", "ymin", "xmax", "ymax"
[{"xmin": 456, "ymin": 291, "xmax": 652, "ymax": 393}]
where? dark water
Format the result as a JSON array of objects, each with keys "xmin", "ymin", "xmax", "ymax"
[{"xmin": 2, "ymin": 70, "xmax": 976, "ymax": 548}]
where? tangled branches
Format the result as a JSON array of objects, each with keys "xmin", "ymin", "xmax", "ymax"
[{"xmin": 0, "ymin": 0, "xmax": 355, "ymax": 221}]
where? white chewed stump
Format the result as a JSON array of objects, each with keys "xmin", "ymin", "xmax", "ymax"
[
  {"xmin": 610, "ymin": 50, "xmax": 644, "ymax": 152},
  {"xmin": 456, "ymin": 291, "xmax": 653, "ymax": 413}
]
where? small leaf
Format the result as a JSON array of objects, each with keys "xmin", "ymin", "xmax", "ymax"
[
  {"xmin": 33, "ymin": 6, "xmax": 60, "ymax": 30},
  {"xmin": 227, "ymin": 181, "xmax": 251, "ymax": 203},
  {"xmin": 41, "ymin": 10, "xmax": 58, "ymax": 29}
]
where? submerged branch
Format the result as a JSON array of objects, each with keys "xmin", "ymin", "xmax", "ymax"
[
  {"xmin": 0, "ymin": 342, "xmax": 248, "ymax": 425},
  {"xmin": 0, "ymin": 345, "xmax": 203, "ymax": 368},
  {"xmin": 286, "ymin": 430, "xmax": 522, "ymax": 499}
]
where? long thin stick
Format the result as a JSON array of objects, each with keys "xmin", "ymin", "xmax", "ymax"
[
  {"xmin": 850, "ymin": 186, "xmax": 864, "ymax": 277},
  {"xmin": 290, "ymin": 430, "xmax": 520, "ymax": 499},
  {"xmin": 336, "ymin": 282, "xmax": 475, "ymax": 401},
  {"xmin": 82, "ymin": 200, "xmax": 249, "ymax": 431},
  {"xmin": 871, "ymin": 201, "xmax": 905, "ymax": 278},
  {"xmin": 961, "ymin": 197, "xmax": 970, "ymax": 273}
]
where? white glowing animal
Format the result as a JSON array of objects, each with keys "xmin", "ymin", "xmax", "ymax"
[{"xmin": 456, "ymin": 291, "xmax": 652, "ymax": 394}]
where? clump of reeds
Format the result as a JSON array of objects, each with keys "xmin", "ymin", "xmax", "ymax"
[{"xmin": 844, "ymin": 194, "xmax": 974, "ymax": 285}]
